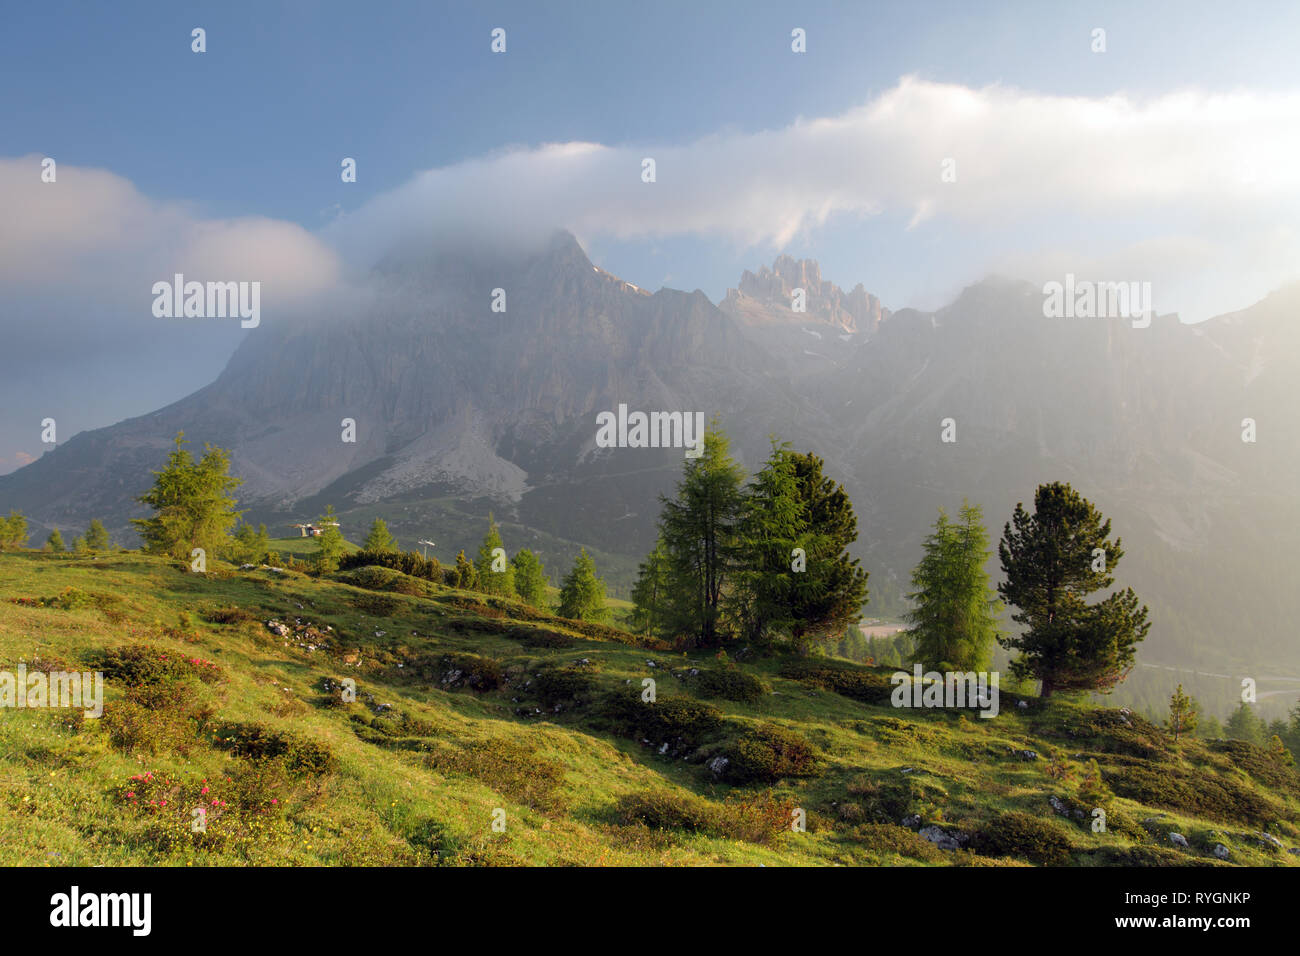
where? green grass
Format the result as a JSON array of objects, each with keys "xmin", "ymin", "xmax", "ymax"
[{"xmin": 1, "ymin": 548, "xmax": 1297, "ymax": 867}]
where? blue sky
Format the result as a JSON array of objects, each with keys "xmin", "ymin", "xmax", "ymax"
[{"xmin": 2, "ymin": 0, "xmax": 1299, "ymax": 471}]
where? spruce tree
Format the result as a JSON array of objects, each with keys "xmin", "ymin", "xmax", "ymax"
[
  {"xmin": 474, "ymin": 513, "xmax": 516, "ymax": 597},
  {"xmin": 0, "ymin": 511, "xmax": 28, "ymax": 549},
  {"xmin": 558, "ymin": 548, "xmax": 608, "ymax": 622},
  {"xmin": 314, "ymin": 505, "xmax": 346, "ymax": 572},
  {"xmin": 363, "ymin": 517, "xmax": 399, "ymax": 553},
  {"xmin": 997, "ymin": 482, "xmax": 1149, "ymax": 696},
  {"xmin": 907, "ymin": 501, "xmax": 1002, "ymax": 671},
  {"xmin": 450, "ymin": 550, "xmax": 478, "ymax": 590},
  {"xmin": 511, "ymin": 549, "xmax": 548, "ymax": 607},
  {"xmin": 630, "ymin": 537, "xmax": 672, "ymax": 636},
  {"xmin": 85, "ymin": 519, "xmax": 110, "ymax": 551},
  {"xmin": 658, "ymin": 426, "xmax": 745, "ymax": 645},
  {"xmin": 729, "ymin": 440, "xmax": 804, "ymax": 644},
  {"xmin": 1225, "ymin": 701, "xmax": 1267, "ymax": 745},
  {"xmin": 783, "ymin": 450, "xmax": 870, "ymax": 649}
]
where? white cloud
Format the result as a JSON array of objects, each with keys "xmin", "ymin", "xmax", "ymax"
[
  {"xmin": 0, "ymin": 155, "xmax": 341, "ymax": 305},
  {"xmin": 324, "ymin": 77, "xmax": 1300, "ymax": 272}
]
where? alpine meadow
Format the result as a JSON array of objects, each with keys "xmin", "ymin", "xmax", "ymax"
[{"xmin": 2, "ymin": 3, "xmax": 1299, "ymax": 930}]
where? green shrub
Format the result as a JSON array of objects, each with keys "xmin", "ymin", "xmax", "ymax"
[
  {"xmin": 1052, "ymin": 709, "xmax": 1167, "ymax": 760},
  {"xmin": 94, "ymin": 644, "xmax": 223, "ymax": 686},
  {"xmin": 511, "ymin": 627, "xmax": 575, "ymax": 649},
  {"xmin": 338, "ymin": 550, "xmax": 443, "ymax": 583},
  {"xmin": 597, "ymin": 693, "xmax": 723, "ymax": 756},
  {"xmin": 212, "ymin": 721, "xmax": 338, "ymax": 775},
  {"xmin": 615, "ymin": 790, "xmax": 716, "ymax": 832},
  {"xmin": 427, "ymin": 739, "xmax": 567, "ymax": 812},
  {"xmin": 1208, "ymin": 739, "xmax": 1300, "ymax": 796},
  {"xmin": 974, "ymin": 811, "xmax": 1074, "ymax": 865},
  {"xmin": 688, "ymin": 666, "xmax": 768, "ymax": 703},
  {"xmin": 201, "ymin": 604, "xmax": 258, "ymax": 625},
  {"xmin": 851, "ymin": 822, "xmax": 946, "ymax": 862},
  {"xmin": 845, "ymin": 776, "xmax": 920, "ymax": 824},
  {"xmin": 533, "ymin": 664, "xmax": 598, "ymax": 709},
  {"xmin": 349, "ymin": 592, "xmax": 403, "ymax": 616},
  {"xmin": 723, "ymin": 722, "xmax": 820, "ymax": 784},
  {"xmin": 778, "ymin": 658, "xmax": 893, "ymax": 704},
  {"xmin": 613, "ymin": 789, "xmax": 793, "ymax": 844},
  {"xmin": 436, "ymin": 653, "xmax": 503, "ymax": 692},
  {"xmin": 102, "ymin": 699, "xmax": 199, "ymax": 756},
  {"xmin": 1107, "ymin": 763, "xmax": 1284, "ymax": 827}
]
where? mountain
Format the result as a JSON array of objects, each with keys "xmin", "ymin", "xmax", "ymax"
[
  {"xmin": 719, "ymin": 255, "xmax": 889, "ymax": 368},
  {"xmin": 4, "ymin": 232, "xmax": 1299, "ymax": 718}
]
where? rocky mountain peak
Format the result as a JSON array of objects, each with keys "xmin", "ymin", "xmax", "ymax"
[{"xmin": 721, "ymin": 256, "xmax": 887, "ymax": 335}]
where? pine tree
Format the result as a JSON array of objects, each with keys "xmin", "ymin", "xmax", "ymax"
[
  {"xmin": 474, "ymin": 513, "xmax": 516, "ymax": 597},
  {"xmin": 1200, "ymin": 712, "xmax": 1224, "ymax": 740},
  {"xmin": 782, "ymin": 450, "xmax": 870, "ymax": 649},
  {"xmin": 658, "ymin": 426, "xmax": 746, "ymax": 645},
  {"xmin": 558, "ymin": 548, "xmax": 608, "ymax": 622},
  {"xmin": 728, "ymin": 440, "xmax": 805, "ymax": 644},
  {"xmin": 1225, "ymin": 701, "xmax": 1267, "ymax": 745},
  {"xmin": 906, "ymin": 501, "xmax": 1002, "ymax": 671},
  {"xmin": 630, "ymin": 537, "xmax": 671, "ymax": 636},
  {"xmin": 450, "ymin": 550, "xmax": 478, "ymax": 590},
  {"xmin": 85, "ymin": 519, "xmax": 110, "ymax": 551},
  {"xmin": 1284, "ymin": 702, "xmax": 1300, "ymax": 759},
  {"xmin": 1166, "ymin": 684, "xmax": 1198, "ymax": 741},
  {"xmin": 0, "ymin": 511, "xmax": 27, "ymax": 550},
  {"xmin": 46, "ymin": 528, "xmax": 65, "ymax": 552},
  {"xmin": 997, "ymin": 482, "xmax": 1149, "ymax": 696},
  {"xmin": 314, "ymin": 505, "xmax": 346, "ymax": 572},
  {"xmin": 511, "ymin": 549, "xmax": 548, "ymax": 607},
  {"xmin": 362, "ymin": 518, "xmax": 398, "ymax": 553},
  {"xmin": 133, "ymin": 432, "xmax": 243, "ymax": 561},
  {"xmin": 232, "ymin": 522, "xmax": 271, "ymax": 565}
]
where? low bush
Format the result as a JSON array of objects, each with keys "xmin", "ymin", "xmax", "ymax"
[
  {"xmin": 427, "ymin": 739, "xmax": 567, "ymax": 812},
  {"xmin": 338, "ymin": 549, "xmax": 443, "ymax": 582},
  {"xmin": 596, "ymin": 692, "xmax": 723, "ymax": 756},
  {"xmin": 532, "ymin": 664, "xmax": 599, "ymax": 710},
  {"xmin": 436, "ymin": 653, "xmax": 503, "ymax": 692},
  {"xmin": 614, "ymin": 790, "xmax": 716, "ymax": 833},
  {"xmin": 973, "ymin": 811, "xmax": 1074, "ymax": 865},
  {"xmin": 778, "ymin": 658, "xmax": 893, "ymax": 704},
  {"xmin": 93, "ymin": 644, "xmax": 223, "ymax": 686},
  {"xmin": 687, "ymin": 666, "xmax": 768, "ymax": 703},
  {"xmin": 201, "ymin": 604, "xmax": 258, "ymax": 625},
  {"xmin": 850, "ymin": 822, "xmax": 946, "ymax": 863},
  {"xmin": 614, "ymin": 789, "xmax": 794, "ymax": 844},
  {"xmin": 212, "ymin": 721, "xmax": 338, "ymax": 775},
  {"xmin": 510, "ymin": 627, "xmax": 575, "ymax": 649},
  {"xmin": 1106, "ymin": 763, "xmax": 1285, "ymax": 827},
  {"xmin": 723, "ymin": 722, "xmax": 820, "ymax": 784}
]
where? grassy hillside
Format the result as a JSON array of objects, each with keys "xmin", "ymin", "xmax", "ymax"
[{"xmin": 2, "ymin": 549, "xmax": 1298, "ymax": 867}]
